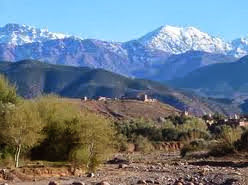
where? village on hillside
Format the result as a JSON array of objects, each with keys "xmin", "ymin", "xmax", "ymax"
[
  {"xmin": 81, "ymin": 93, "xmax": 248, "ymax": 128},
  {"xmin": 81, "ymin": 93, "xmax": 157, "ymax": 103}
]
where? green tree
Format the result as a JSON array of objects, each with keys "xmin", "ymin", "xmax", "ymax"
[
  {"xmin": 219, "ymin": 125, "xmax": 242, "ymax": 145},
  {"xmin": 0, "ymin": 75, "xmax": 19, "ymax": 105},
  {"xmin": 72, "ymin": 111, "xmax": 115, "ymax": 171},
  {"xmin": 0, "ymin": 101, "xmax": 42, "ymax": 167},
  {"xmin": 162, "ymin": 120, "xmax": 175, "ymax": 129},
  {"xmin": 235, "ymin": 130, "xmax": 248, "ymax": 151},
  {"xmin": 212, "ymin": 113, "xmax": 225, "ymax": 122},
  {"xmin": 32, "ymin": 95, "xmax": 83, "ymax": 161},
  {"xmin": 177, "ymin": 117, "xmax": 207, "ymax": 132},
  {"xmin": 34, "ymin": 95, "xmax": 115, "ymax": 171}
]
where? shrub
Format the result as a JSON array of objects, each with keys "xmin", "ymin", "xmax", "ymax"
[
  {"xmin": 212, "ymin": 113, "xmax": 226, "ymax": 122},
  {"xmin": 162, "ymin": 128, "xmax": 180, "ymax": 141},
  {"xmin": 177, "ymin": 117, "xmax": 208, "ymax": 132},
  {"xmin": 218, "ymin": 125, "xmax": 242, "ymax": 145},
  {"xmin": 114, "ymin": 134, "xmax": 129, "ymax": 152},
  {"xmin": 161, "ymin": 120, "xmax": 175, "ymax": 128},
  {"xmin": 180, "ymin": 139, "xmax": 207, "ymax": 157},
  {"xmin": 235, "ymin": 130, "xmax": 248, "ymax": 151},
  {"xmin": 115, "ymin": 119, "xmax": 163, "ymax": 141},
  {"xmin": 208, "ymin": 143, "xmax": 236, "ymax": 157},
  {"xmin": 0, "ymin": 75, "xmax": 20, "ymax": 105},
  {"xmin": 178, "ymin": 129, "xmax": 211, "ymax": 142},
  {"xmin": 0, "ymin": 145, "xmax": 15, "ymax": 168},
  {"xmin": 0, "ymin": 153, "xmax": 14, "ymax": 168},
  {"xmin": 69, "ymin": 146, "xmax": 90, "ymax": 167},
  {"xmin": 166, "ymin": 115, "xmax": 187, "ymax": 125},
  {"xmin": 69, "ymin": 146, "xmax": 102, "ymax": 172},
  {"xmin": 134, "ymin": 135, "xmax": 154, "ymax": 153}
]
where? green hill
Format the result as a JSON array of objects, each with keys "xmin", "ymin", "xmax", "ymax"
[
  {"xmin": 168, "ymin": 55, "xmax": 248, "ymax": 98},
  {"xmin": 0, "ymin": 60, "xmax": 240, "ymax": 115}
]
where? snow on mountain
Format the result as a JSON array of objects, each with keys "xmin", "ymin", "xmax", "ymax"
[
  {"xmin": 138, "ymin": 25, "xmax": 232, "ymax": 55},
  {"xmin": 230, "ymin": 36, "xmax": 248, "ymax": 58},
  {"xmin": 1, "ymin": 23, "xmax": 248, "ymax": 58},
  {"xmin": 1, "ymin": 23, "xmax": 247, "ymax": 82},
  {"xmin": 96, "ymin": 40, "xmax": 128, "ymax": 56},
  {"xmin": 0, "ymin": 23, "xmax": 70, "ymax": 45}
]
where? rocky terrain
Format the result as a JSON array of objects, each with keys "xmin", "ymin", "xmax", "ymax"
[{"xmin": 1, "ymin": 152, "xmax": 248, "ymax": 185}]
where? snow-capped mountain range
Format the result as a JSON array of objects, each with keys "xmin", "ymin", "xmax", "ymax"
[
  {"xmin": 0, "ymin": 24, "xmax": 71, "ymax": 46},
  {"xmin": 1, "ymin": 23, "xmax": 247, "ymax": 57},
  {"xmin": 0, "ymin": 23, "xmax": 247, "ymax": 80}
]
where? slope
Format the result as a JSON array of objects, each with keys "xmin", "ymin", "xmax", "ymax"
[
  {"xmin": 68, "ymin": 98, "xmax": 180, "ymax": 121},
  {"xmin": 168, "ymin": 55, "xmax": 248, "ymax": 98},
  {"xmin": 0, "ymin": 60, "xmax": 239, "ymax": 116}
]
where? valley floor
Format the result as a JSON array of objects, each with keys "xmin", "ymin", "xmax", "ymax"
[{"xmin": 3, "ymin": 152, "xmax": 248, "ymax": 185}]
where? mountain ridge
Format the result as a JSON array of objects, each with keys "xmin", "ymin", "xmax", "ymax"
[
  {"xmin": 0, "ymin": 23, "xmax": 71, "ymax": 45},
  {"xmin": 168, "ymin": 55, "xmax": 248, "ymax": 99},
  {"xmin": 0, "ymin": 59, "xmax": 241, "ymax": 116},
  {"xmin": 0, "ymin": 23, "xmax": 246, "ymax": 81},
  {"xmin": 1, "ymin": 23, "xmax": 247, "ymax": 57}
]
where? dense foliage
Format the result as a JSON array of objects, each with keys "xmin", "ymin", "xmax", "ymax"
[
  {"xmin": 114, "ymin": 115, "xmax": 212, "ymax": 153},
  {"xmin": 0, "ymin": 76, "xmax": 115, "ymax": 170}
]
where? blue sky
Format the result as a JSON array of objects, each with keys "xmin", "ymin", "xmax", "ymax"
[{"xmin": 0, "ymin": 0, "xmax": 247, "ymax": 41}]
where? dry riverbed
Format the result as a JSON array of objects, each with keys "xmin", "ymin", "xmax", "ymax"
[{"xmin": 1, "ymin": 152, "xmax": 248, "ymax": 185}]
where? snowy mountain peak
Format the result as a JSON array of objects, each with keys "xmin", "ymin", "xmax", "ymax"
[
  {"xmin": 0, "ymin": 23, "xmax": 70, "ymax": 45},
  {"xmin": 240, "ymin": 36, "xmax": 248, "ymax": 44},
  {"xmin": 138, "ymin": 25, "xmax": 232, "ymax": 54},
  {"xmin": 158, "ymin": 25, "xmax": 203, "ymax": 36},
  {"xmin": 230, "ymin": 36, "xmax": 248, "ymax": 58}
]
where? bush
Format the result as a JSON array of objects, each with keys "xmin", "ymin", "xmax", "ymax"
[
  {"xmin": 166, "ymin": 115, "xmax": 187, "ymax": 125},
  {"xmin": 115, "ymin": 119, "xmax": 163, "ymax": 141},
  {"xmin": 0, "ymin": 75, "xmax": 20, "ymax": 105},
  {"xmin": 69, "ymin": 146, "xmax": 101, "ymax": 172},
  {"xmin": 208, "ymin": 143, "xmax": 236, "ymax": 157},
  {"xmin": 218, "ymin": 125, "xmax": 242, "ymax": 145},
  {"xmin": 177, "ymin": 117, "xmax": 208, "ymax": 132},
  {"xmin": 178, "ymin": 129, "xmax": 211, "ymax": 142},
  {"xmin": 180, "ymin": 139, "xmax": 207, "ymax": 157},
  {"xmin": 0, "ymin": 153, "xmax": 14, "ymax": 168},
  {"xmin": 114, "ymin": 134, "xmax": 129, "ymax": 152},
  {"xmin": 212, "ymin": 113, "xmax": 226, "ymax": 122},
  {"xmin": 162, "ymin": 128, "xmax": 180, "ymax": 141},
  {"xmin": 134, "ymin": 135, "xmax": 154, "ymax": 153},
  {"xmin": 161, "ymin": 120, "xmax": 175, "ymax": 128},
  {"xmin": 69, "ymin": 146, "xmax": 90, "ymax": 167},
  {"xmin": 0, "ymin": 145, "xmax": 15, "ymax": 168},
  {"xmin": 235, "ymin": 130, "xmax": 248, "ymax": 151}
]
